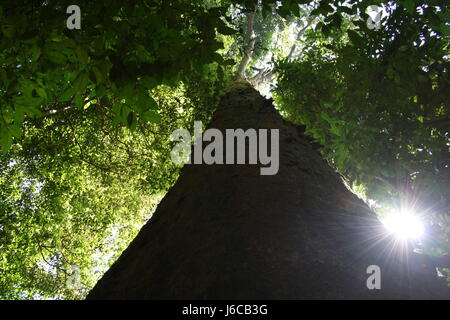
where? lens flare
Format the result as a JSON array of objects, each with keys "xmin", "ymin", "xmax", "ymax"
[{"xmin": 382, "ymin": 210, "xmax": 424, "ymax": 239}]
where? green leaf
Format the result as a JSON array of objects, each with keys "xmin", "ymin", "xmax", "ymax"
[
  {"xmin": 126, "ymin": 111, "xmax": 136, "ymax": 130},
  {"xmin": 141, "ymin": 76, "xmax": 158, "ymax": 89},
  {"xmin": 74, "ymin": 94, "xmax": 83, "ymax": 109},
  {"xmin": 331, "ymin": 14, "xmax": 343, "ymax": 30},
  {"xmin": 212, "ymin": 52, "xmax": 224, "ymax": 63},
  {"xmin": 73, "ymin": 71, "xmax": 90, "ymax": 95},
  {"xmin": 30, "ymin": 45, "xmax": 41, "ymax": 62},
  {"xmin": 278, "ymin": 3, "xmax": 291, "ymax": 18},
  {"xmin": 403, "ymin": 0, "xmax": 415, "ymax": 14},
  {"xmin": 45, "ymin": 50, "xmax": 67, "ymax": 64},
  {"xmin": 223, "ymin": 59, "xmax": 235, "ymax": 66},
  {"xmin": 135, "ymin": 91, "xmax": 158, "ymax": 113},
  {"xmin": 1, "ymin": 23, "xmax": 14, "ymax": 38},
  {"xmin": 217, "ymin": 24, "xmax": 238, "ymax": 36},
  {"xmin": 75, "ymin": 46, "xmax": 89, "ymax": 65},
  {"xmin": 1, "ymin": 132, "xmax": 12, "ymax": 154},
  {"xmin": 347, "ymin": 30, "xmax": 363, "ymax": 46},
  {"xmin": 0, "ymin": 68, "xmax": 7, "ymax": 86},
  {"xmin": 217, "ymin": 65, "xmax": 224, "ymax": 82},
  {"xmin": 60, "ymin": 88, "xmax": 74, "ymax": 102},
  {"xmin": 322, "ymin": 24, "xmax": 332, "ymax": 37},
  {"xmin": 83, "ymin": 100, "xmax": 93, "ymax": 110},
  {"xmin": 141, "ymin": 110, "xmax": 161, "ymax": 123},
  {"xmin": 339, "ymin": 6, "xmax": 355, "ymax": 15},
  {"xmin": 290, "ymin": 4, "xmax": 300, "ymax": 18},
  {"xmin": 35, "ymin": 87, "xmax": 47, "ymax": 99}
]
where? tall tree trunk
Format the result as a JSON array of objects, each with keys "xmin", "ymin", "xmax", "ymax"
[{"xmin": 87, "ymin": 81, "xmax": 447, "ymax": 299}]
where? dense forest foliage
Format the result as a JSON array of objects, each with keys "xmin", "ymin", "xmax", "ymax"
[{"xmin": 0, "ymin": 0, "xmax": 448, "ymax": 299}]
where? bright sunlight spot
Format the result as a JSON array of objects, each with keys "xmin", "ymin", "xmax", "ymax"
[{"xmin": 382, "ymin": 210, "xmax": 424, "ymax": 239}]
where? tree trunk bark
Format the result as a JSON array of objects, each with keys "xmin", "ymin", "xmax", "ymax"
[{"xmin": 87, "ymin": 81, "xmax": 448, "ymax": 299}]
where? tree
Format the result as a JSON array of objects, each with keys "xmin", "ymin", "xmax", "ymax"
[
  {"xmin": 87, "ymin": 1, "xmax": 448, "ymax": 298},
  {"xmin": 1, "ymin": 0, "xmax": 449, "ymax": 299},
  {"xmin": 87, "ymin": 80, "xmax": 447, "ymax": 299}
]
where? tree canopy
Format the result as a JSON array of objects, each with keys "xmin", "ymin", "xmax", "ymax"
[{"xmin": 0, "ymin": 0, "xmax": 449, "ymax": 298}]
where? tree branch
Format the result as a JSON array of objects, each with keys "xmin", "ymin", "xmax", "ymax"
[
  {"xmin": 248, "ymin": 67, "xmax": 274, "ymax": 87},
  {"xmin": 423, "ymin": 116, "xmax": 450, "ymax": 127},
  {"xmin": 286, "ymin": 16, "xmax": 315, "ymax": 61},
  {"xmin": 42, "ymin": 105, "xmax": 74, "ymax": 116},
  {"xmin": 236, "ymin": 5, "xmax": 258, "ymax": 79},
  {"xmin": 248, "ymin": 14, "xmax": 315, "ymax": 87}
]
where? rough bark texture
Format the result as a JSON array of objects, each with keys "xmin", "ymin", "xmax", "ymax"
[{"xmin": 87, "ymin": 82, "xmax": 448, "ymax": 299}]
